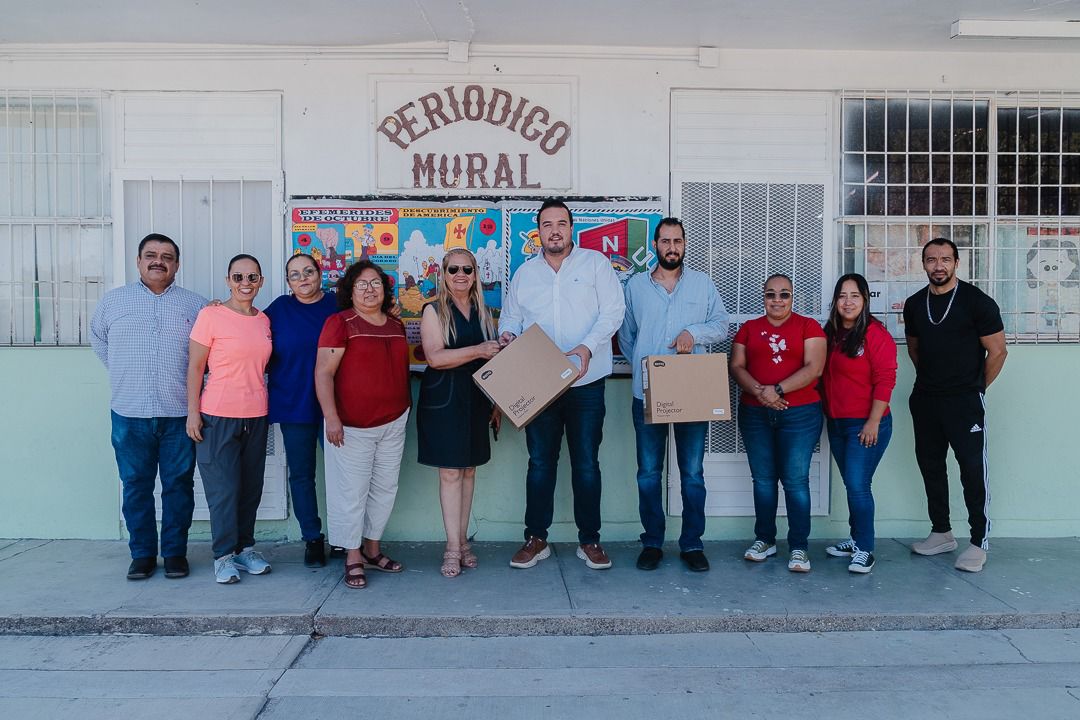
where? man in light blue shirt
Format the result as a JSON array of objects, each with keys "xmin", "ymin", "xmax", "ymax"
[
  {"xmin": 91, "ymin": 233, "xmax": 206, "ymax": 580},
  {"xmin": 618, "ymin": 218, "xmax": 728, "ymax": 572}
]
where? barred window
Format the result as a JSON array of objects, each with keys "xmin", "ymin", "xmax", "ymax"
[
  {"xmin": 840, "ymin": 91, "xmax": 1080, "ymax": 342},
  {"xmin": 0, "ymin": 90, "xmax": 112, "ymax": 345}
]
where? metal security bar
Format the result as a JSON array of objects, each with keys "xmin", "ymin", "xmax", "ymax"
[
  {"xmin": 840, "ymin": 90, "xmax": 1080, "ymax": 343},
  {"xmin": 0, "ymin": 90, "xmax": 111, "ymax": 345},
  {"xmin": 682, "ymin": 179, "xmax": 826, "ymax": 454}
]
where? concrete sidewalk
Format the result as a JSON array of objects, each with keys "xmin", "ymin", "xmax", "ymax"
[{"xmin": 1, "ymin": 537, "xmax": 1078, "ymax": 637}]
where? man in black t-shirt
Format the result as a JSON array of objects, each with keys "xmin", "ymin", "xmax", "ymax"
[{"xmin": 902, "ymin": 238, "xmax": 1008, "ymax": 573}]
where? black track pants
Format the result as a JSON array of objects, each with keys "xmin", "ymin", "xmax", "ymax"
[{"xmin": 909, "ymin": 391, "xmax": 990, "ymax": 549}]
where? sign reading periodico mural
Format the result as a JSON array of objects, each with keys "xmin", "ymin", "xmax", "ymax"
[
  {"xmin": 291, "ymin": 198, "xmax": 662, "ymax": 371},
  {"xmin": 374, "ymin": 79, "xmax": 574, "ymax": 192}
]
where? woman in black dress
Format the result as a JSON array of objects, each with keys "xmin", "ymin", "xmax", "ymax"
[{"xmin": 417, "ymin": 248, "xmax": 502, "ymax": 578}]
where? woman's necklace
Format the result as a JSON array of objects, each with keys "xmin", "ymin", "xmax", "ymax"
[{"xmin": 926, "ymin": 283, "xmax": 958, "ymax": 326}]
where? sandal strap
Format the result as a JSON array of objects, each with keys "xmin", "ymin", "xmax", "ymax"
[
  {"xmin": 362, "ymin": 551, "xmax": 402, "ymax": 570},
  {"xmin": 344, "ymin": 562, "xmax": 366, "ymax": 587}
]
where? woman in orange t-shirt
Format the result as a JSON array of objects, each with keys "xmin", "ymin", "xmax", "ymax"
[{"xmin": 186, "ymin": 254, "xmax": 273, "ymax": 585}]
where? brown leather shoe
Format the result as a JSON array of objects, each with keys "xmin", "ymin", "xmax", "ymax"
[
  {"xmin": 509, "ymin": 537, "xmax": 550, "ymax": 569},
  {"xmin": 576, "ymin": 543, "xmax": 612, "ymax": 570}
]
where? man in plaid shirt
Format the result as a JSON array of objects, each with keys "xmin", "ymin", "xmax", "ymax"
[{"xmin": 91, "ymin": 233, "xmax": 206, "ymax": 580}]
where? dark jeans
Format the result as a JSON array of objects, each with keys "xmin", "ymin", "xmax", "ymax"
[
  {"xmin": 110, "ymin": 412, "xmax": 196, "ymax": 560},
  {"xmin": 279, "ymin": 422, "xmax": 324, "ymax": 542},
  {"xmin": 631, "ymin": 397, "xmax": 708, "ymax": 552},
  {"xmin": 909, "ymin": 391, "xmax": 990, "ymax": 549},
  {"xmin": 196, "ymin": 414, "xmax": 269, "ymax": 559},
  {"xmin": 524, "ymin": 378, "xmax": 606, "ymax": 545},
  {"xmin": 738, "ymin": 402, "xmax": 823, "ymax": 551},
  {"xmin": 826, "ymin": 414, "xmax": 893, "ymax": 552}
]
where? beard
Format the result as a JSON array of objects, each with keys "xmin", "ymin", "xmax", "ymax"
[
  {"xmin": 658, "ymin": 253, "xmax": 683, "ymax": 271},
  {"xmin": 928, "ymin": 272, "xmax": 953, "ymax": 286}
]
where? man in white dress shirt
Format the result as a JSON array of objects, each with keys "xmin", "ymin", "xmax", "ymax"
[{"xmin": 499, "ymin": 199, "xmax": 626, "ymax": 570}]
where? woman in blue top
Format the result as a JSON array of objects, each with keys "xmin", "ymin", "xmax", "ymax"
[{"xmin": 264, "ymin": 253, "xmax": 339, "ymax": 567}]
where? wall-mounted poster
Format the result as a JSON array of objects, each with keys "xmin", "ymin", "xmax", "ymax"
[
  {"xmin": 291, "ymin": 198, "xmax": 663, "ymax": 370},
  {"xmin": 291, "ymin": 202, "xmax": 503, "ymax": 366},
  {"xmin": 996, "ymin": 224, "xmax": 1080, "ymax": 337}
]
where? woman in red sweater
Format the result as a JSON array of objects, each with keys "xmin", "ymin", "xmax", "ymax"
[{"xmin": 821, "ymin": 273, "xmax": 897, "ymax": 574}]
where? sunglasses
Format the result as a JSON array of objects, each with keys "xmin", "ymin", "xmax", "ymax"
[
  {"xmin": 287, "ymin": 266, "xmax": 319, "ymax": 281},
  {"xmin": 764, "ymin": 290, "xmax": 793, "ymax": 300},
  {"xmin": 446, "ymin": 265, "xmax": 474, "ymax": 275},
  {"xmin": 231, "ymin": 272, "xmax": 262, "ymax": 283}
]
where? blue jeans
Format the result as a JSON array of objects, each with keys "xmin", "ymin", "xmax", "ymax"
[
  {"xmin": 827, "ymin": 414, "xmax": 892, "ymax": 552},
  {"xmin": 738, "ymin": 402, "xmax": 823, "ymax": 551},
  {"xmin": 279, "ymin": 422, "xmax": 324, "ymax": 542},
  {"xmin": 110, "ymin": 412, "xmax": 196, "ymax": 559},
  {"xmin": 632, "ymin": 397, "xmax": 708, "ymax": 552},
  {"xmin": 524, "ymin": 379, "xmax": 606, "ymax": 545}
]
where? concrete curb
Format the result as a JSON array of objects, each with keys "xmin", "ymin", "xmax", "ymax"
[
  {"xmin": 4, "ymin": 610, "xmax": 1079, "ymax": 637},
  {"xmin": 0, "ymin": 614, "xmax": 315, "ymax": 637}
]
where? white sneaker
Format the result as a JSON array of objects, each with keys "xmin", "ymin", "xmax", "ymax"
[
  {"xmin": 744, "ymin": 540, "xmax": 776, "ymax": 562},
  {"xmin": 214, "ymin": 553, "xmax": 240, "ymax": 584},
  {"xmin": 788, "ymin": 549, "xmax": 811, "ymax": 573},
  {"xmin": 234, "ymin": 547, "xmax": 272, "ymax": 575},
  {"xmin": 826, "ymin": 538, "xmax": 857, "ymax": 557}
]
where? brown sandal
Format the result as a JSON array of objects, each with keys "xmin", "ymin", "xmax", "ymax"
[
  {"xmin": 361, "ymin": 550, "xmax": 403, "ymax": 573},
  {"xmin": 461, "ymin": 542, "xmax": 478, "ymax": 569},
  {"xmin": 441, "ymin": 549, "xmax": 462, "ymax": 578},
  {"xmin": 344, "ymin": 562, "xmax": 367, "ymax": 589}
]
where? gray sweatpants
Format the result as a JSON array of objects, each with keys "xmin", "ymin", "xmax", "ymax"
[{"xmin": 196, "ymin": 414, "xmax": 268, "ymax": 559}]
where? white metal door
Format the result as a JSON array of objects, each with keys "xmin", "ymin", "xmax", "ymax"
[
  {"xmin": 114, "ymin": 173, "xmax": 288, "ymax": 521},
  {"xmin": 669, "ymin": 176, "xmax": 831, "ymax": 517}
]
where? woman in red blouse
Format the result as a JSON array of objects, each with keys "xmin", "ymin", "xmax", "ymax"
[
  {"xmin": 821, "ymin": 273, "xmax": 897, "ymax": 574},
  {"xmin": 730, "ymin": 274, "xmax": 826, "ymax": 573},
  {"xmin": 315, "ymin": 260, "xmax": 411, "ymax": 590}
]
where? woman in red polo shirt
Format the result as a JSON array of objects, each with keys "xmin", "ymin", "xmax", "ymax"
[
  {"xmin": 730, "ymin": 273, "xmax": 826, "ymax": 573},
  {"xmin": 315, "ymin": 260, "xmax": 411, "ymax": 590},
  {"xmin": 821, "ymin": 273, "xmax": 897, "ymax": 574}
]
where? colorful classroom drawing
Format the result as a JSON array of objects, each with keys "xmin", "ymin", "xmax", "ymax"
[{"xmin": 291, "ymin": 198, "xmax": 663, "ymax": 369}]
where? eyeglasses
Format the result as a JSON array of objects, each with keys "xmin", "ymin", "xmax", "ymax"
[
  {"xmin": 231, "ymin": 272, "xmax": 262, "ymax": 283},
  {"xmin": 287, "ymin": 266, "xmax": 319, "ymax": 281},
  {"xmin": 446, "ymin": 265, "xmax": 474, "ymax": 275},
  {"xmin": 764, "ymin": 290, "xmax": 793, "ymax": 300},
  {"xmin": 354, "ymin": 279, "xmax": 383, "ymax": 290}
]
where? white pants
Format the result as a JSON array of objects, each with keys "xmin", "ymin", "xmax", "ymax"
[{"xmin": 324, "ymin": 409, "xmax": 409, "ymax": 549}]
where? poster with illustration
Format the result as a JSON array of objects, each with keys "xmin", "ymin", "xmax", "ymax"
[
  {"xmin": 501, "ymin": 200, "xmax": 664, "ymax": 371},
  {"xmin": 291, "ymin": 202, "xmax": 503, "ymax": 366},
  {"xmin": 996, "ymin": 225, "xmax": 1080, "ymax": 337}
]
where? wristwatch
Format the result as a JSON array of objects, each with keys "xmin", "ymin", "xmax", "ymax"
[{"xmin": 774, "ymin": 384, "xmax": 785, "ymax": 398}]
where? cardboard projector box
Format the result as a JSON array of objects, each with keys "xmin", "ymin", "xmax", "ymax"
[
  {"xmin": 472, "ymin": 324, "xmax": 578, "ymax": 429},
  {"xmin": 642, "ymin": 353, "xmax": 731, "ymax": 424}
]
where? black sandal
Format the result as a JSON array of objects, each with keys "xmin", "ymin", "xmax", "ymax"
[
  {"xmin": 344, "ymin": 562, "xmax": 367, "ymax": 589},
  {"xmin": 361, "ymin": 550, "xmax": 403, "ymax": 573}
]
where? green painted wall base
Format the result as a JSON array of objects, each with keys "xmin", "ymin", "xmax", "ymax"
[{"xmin": 2, "ymin": 346, "xmax": 1077, "ymax": 544}]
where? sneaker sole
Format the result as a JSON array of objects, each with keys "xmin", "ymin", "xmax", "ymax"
[
  {"xmin": 826, "ymin": 547, "xmax": 855, "ymax": 558},
  {"xmin": 788, "ymin": 563, "xmax": 811, "ymax": 573},
  {"xmin": 576, "ymin": 546, "xmax": 612, "ymax": 570},
  {"xmin": 744, "ymin": 547, "xmax": 777, "ymax": 562},
  {"xmin": 848, "ymin": 563, "xmax": 874, "ymax": 574},
  {"xmin": 216, "ymin": 575, "xmax": 240, "ymax": 584},
  {"xmin": 954, "ymin": 560, "xmax": 985, "ymax": 573},
  {"xmin": 912, "ymin": 540, "xmax": 958, "ymax": 556},
  {"xmin": 236, "ymin": 565, "xmax": 272, "ymax": 575},
  {"xmin": 509, "ymin": 545, "xmax": 551, "ymax": 569}
]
